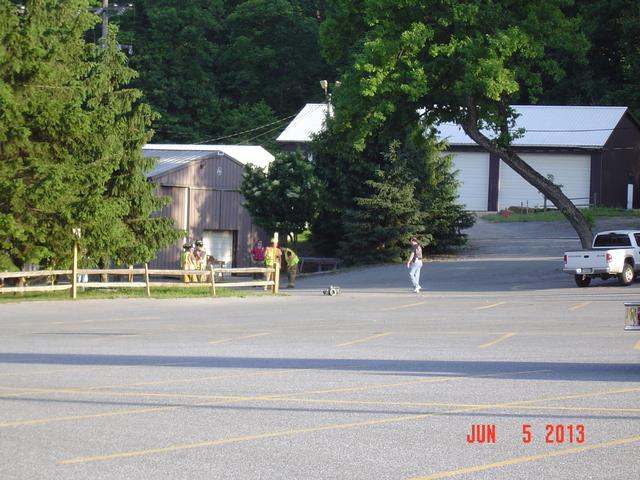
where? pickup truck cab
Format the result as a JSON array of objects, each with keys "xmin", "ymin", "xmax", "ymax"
[{"xmin": 563, "ymin": 230, "xmax": 640, "ymax": 287}]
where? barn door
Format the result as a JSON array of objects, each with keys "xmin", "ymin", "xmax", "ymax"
[{"xmin": 203, "ymin": 230, "xmax": 235, "ymax": 268}]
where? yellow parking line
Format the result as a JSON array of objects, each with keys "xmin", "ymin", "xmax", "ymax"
[
  {"xmin": 475, "ymin": 302, "xmax": 506, "ymax": 310},
  {"xmin": 208, "ymin": 332, "xmax": 271, "ymax": 345},
  {"xmin": 57, "ymin": 383, "xmax": 640, "ymax": 465},
  {"xmin": 383, "ymin": 302, "xmax": 426, "ymax": 311},
  {"xmin": 569, "ymin": 301, "xmax": 591, "ymax": 311},
  {"xmin": 0, "ymin": 406, "xmax": 175, "ymax": 428},
  {"xmin": 3, "ymin": 369, "xmax": 547, "ymax": 429},
  {"xmin": 1, "ymin": 377, "xmax": 454, "ymax": 429},
  {"xmin": 479, "ymin": 332, "xmax": 516, "ymax": 349},
  {"xmin": 50, "ymin": 316, "xmax": 161, "ymax": 326},
  {"xmin": 0, "ymin": 366, "xmax": 100, "ymax": 378},
  {"xmin": 268, "ymin": 398, "xmax": 640, "ymax": 415},
  {"xmin": 58, "ymin": 413, "xmax": 434, "ymax": 464},
  {"xmin": 634, "ymin": 339, "xmax": 640, "ymax": 350},
  {"xmin": 336, "ymin": 332, "xmax": 392, "ymax": 347},
  {"xmin": 407, "ymin": 435, "xmax": 640, "ymax": 480}
]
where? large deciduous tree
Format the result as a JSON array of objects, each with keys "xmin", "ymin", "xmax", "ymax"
[
  {"xmin": 321, "ymin": 0, "xmax": 594, "ymax": 248},
  {"xmin": 0, "ymin": 0, "xmax": 180, "ymax": 271},
  {"xmin": 240, "ymin": 151, "xmax": 320, "ymax": 241}
]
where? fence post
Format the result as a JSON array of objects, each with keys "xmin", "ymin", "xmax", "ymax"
[
  {"xmin": 71, "ymin": 239, "xmax": 78, "ymax": 299},
  {"xmin": 209, "ymin": 265, "xmax": 216, "ymax": 297},
  {"xmin": 144, "ymin": 263, "xmax": 151, "ymax": 297},
  {"xmin": 128, "ymin": 264, "xmax": 134, "ymax": 283},
  {"xmin": 273, "ymin": 259, "xmax": 280, "ymax": 294}
]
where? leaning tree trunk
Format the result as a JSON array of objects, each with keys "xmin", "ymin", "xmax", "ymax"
[{"xmin": 461, "ymin": 102, "xmax": 593, "ymax": 248}]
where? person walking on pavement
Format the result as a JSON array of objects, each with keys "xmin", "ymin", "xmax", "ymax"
[
  {"xmin": 282, "ymin": 247, "xmax": 299, "ymax": 288},
  {"xmin": 407, "ymin": 237, "xmax": 423, "ymax": 293}
]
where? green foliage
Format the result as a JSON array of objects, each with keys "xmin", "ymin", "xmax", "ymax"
[
  {"xmin": 240, "ymin": 151, "xmax": 320, "ymax": 239},
  {"xmin": 115, "ymin": 0, "xmax": 333, "ymax": 144},
  {"xmin": 319, "ymin": 0, "xmax": 597, "ymax": 248},
  {"xmin": 311, "ymin": 117, "xmax": 474, "ymax": 259},
  {"xmin": 339, "ymin": 141, "xmax": 428, "ymax": 264},
  {"xmin": 221, "ymin": 0, "xmax": 329, "ymax": 114},
  {"xmin": 0, "ymin": 0, "xmax": 180, "ymax": 270},
  {"xmin": 536, "ymin": 0, "xmax": 640, "ymax": 118},
  {"xmin": 310, "ymin": 120, "xmax": 386, "ymax": 255},
  {"xmin": 322, "ymin": 0, "xmax": 587, "ymax": 149},
  {"xmin": 116, "ymin": 0, "xmax": 226, "ymax": 142},
  {"xmin": 410, "ymin": 133, "xmax": 476, "ymax": 251}
]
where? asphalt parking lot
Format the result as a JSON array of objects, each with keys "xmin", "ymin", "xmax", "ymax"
[{"xmin": 1, "ymin": 219, "xmax": 639, "ymax": 479}]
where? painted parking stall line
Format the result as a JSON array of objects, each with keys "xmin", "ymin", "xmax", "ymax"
[
  {"xmin": 475, "ymin": 301, "xmax": 507, "ymax": 310},
  {"xmin": 336, "ymin": 332, "xmax": 392, "ymax": 347},
  {"xmin": 208, "ymin": 332, "xmax": 271, "ymax": 345},
  {"xmin": 479, "ymin": 332, "xmax": 517, "ymax": 349},
  {"xmin": 56, "ymin": 381, "xmax": 640, "ymax": 466},
  {"xmin": 407, "ymin": 435, "xmax": 640, "ymax": 480}
]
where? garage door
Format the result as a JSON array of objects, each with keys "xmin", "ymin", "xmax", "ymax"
[
  {"xmin": 450, "ymin": 152, "xmax": 490, "ymax": 211},
  {"xmin": 203, "ymin": 230, "xmax": 235, "ymax": 267},
  {"xmin": 498, "ymin": 153, "xmax": 591, "ymax": 210}
]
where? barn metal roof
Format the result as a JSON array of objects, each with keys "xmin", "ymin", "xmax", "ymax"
[
  {"xmin": 277, "ymin": 104, "xmax": 629, "ymax": 149},
  {"xmin": 276, "ymin": 103, "xmax": 329, "ymax": 142},
  {"xmin": 437, "ymin": 105, "xmax": 628, "ymax": 148},
  {"xmin": 144, "ymin": 144, "xmax": 274, "ymax": 178}
]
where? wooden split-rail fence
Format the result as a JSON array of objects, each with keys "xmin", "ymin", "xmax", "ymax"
[{"xmin": 0, "ymin": 263, "xmax": 280, "ymax": 299}]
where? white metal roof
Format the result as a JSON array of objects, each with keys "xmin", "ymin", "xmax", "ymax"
[
  {"xmin": 437, "ymin": 105, "xmax": 628, "ymax": 148},
  {"xmin": 277, "ymin": 104, "xmax": 629, "ymax": 149},
  {"xmin": 144, "ymin": 144, "xmax": 274, "ymax": 178},
  {"xmin": 276, "ymin": 103, "xmax": 329, "ymax": 142}
]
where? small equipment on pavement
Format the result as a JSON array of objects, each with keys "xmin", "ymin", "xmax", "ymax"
[{"xmin": 323, "ymin": 285, "xmax": 341, "ymax": 296}]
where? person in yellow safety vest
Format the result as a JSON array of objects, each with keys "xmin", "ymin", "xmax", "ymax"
[
  {"xmin": 180, "ymin": 243, "xmax": 196, "ymax": 283},
  {"xmin": 263, "ymin": 239, "xmax": 281, "ymax": 290},
  {"xmin": 282, "ymin": 247, "xmax": 299, "ymax": 288}
]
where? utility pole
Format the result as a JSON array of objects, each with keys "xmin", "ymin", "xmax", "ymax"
[
  {"xmin": 101, "ymin": 0, "xmax": 109, "ymax": 41},
  {"xmin": 90, "ymin": 1, "xmax": 133, "ymax": 50}
]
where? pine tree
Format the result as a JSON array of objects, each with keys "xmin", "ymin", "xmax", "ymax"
[
  {"xmin": 405, "ymin": 130, "xmax": 476, "ymax": 252},
  {"xmin": 0, "ymin": 0, "xmax": 180, "ymax": 271},
  {"xmin": 339, "ymin": 141, "xmax": 428, "ymax": 265}
]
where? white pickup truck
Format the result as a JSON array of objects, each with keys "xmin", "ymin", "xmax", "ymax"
[{"xmin": 563, "ymin": 230, "xmax": 640, "ymax": 287}]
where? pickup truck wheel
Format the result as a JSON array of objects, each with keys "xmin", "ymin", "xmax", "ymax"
[
  {"xmin": 574, "ymin": 274, "xmax": 591, "ymax": 287},
  {"xmin": 618, "ymin": 263, "xmax": 634, "ymax": 286}
]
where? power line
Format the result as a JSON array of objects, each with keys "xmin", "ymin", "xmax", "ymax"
[
  {"xmin": 195, "ymin": 103, "xmax": 328, "ymax": 145},
  {"xmin": 194, "ymin": 114, "xmax": 297, "ymax": 145},
  {"xmin": 236, "ymin": 123, "xmax": 290, "ymax": 145}
]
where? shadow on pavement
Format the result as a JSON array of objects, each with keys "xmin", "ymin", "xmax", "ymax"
[{"xmin": 1, "ymin": 353, "xmax": 639, "ymax": 382}]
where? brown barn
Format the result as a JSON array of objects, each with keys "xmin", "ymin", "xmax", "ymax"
[{"xmin": 144, "ymin": 145, "xmax": 273, "ymax": 269}]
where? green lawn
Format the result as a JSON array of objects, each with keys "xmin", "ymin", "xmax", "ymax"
[
  {"xmin": 483, "ymin": 207, "xmax": 640, "ymax": 223},
  {"xmin": 0, "ymin": 286, "xmax": 260, "ymax": 303}
]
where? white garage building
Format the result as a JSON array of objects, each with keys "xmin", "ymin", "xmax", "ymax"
[
  {"xmin": 278, "ymin": 104, "xmax": 640, "ymax": 211},
  {"xmin": 438, "ymin": 105, "xmax": 638, "ymax": 211}
]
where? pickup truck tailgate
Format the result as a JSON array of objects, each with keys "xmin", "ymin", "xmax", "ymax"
[{"xmin": 564, "ymin": 251, "xmax": 608, "ymax": 272}]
